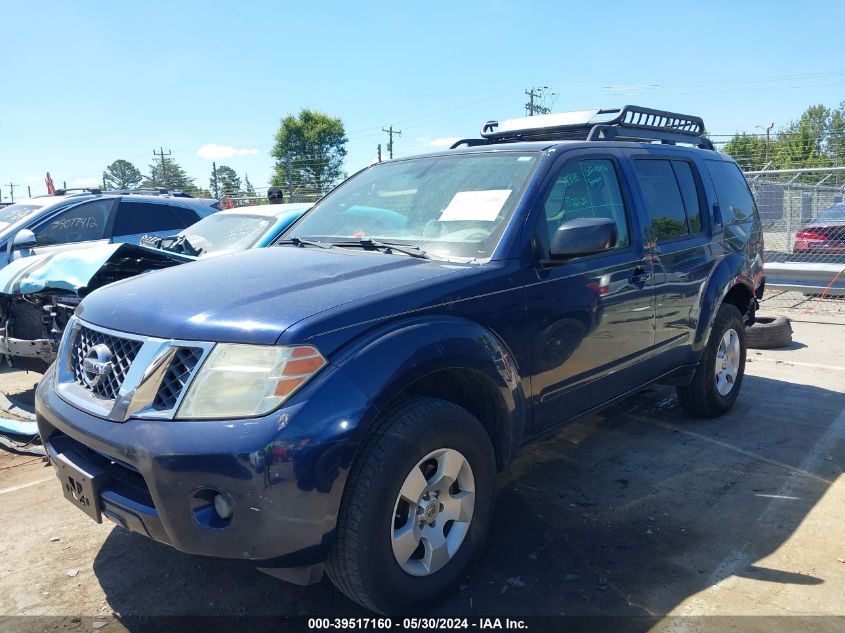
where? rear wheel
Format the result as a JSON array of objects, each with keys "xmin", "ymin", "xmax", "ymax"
[
  {"xmin": 677, "ymin": 303, "xmax": 746, "ymax": 418},
  {"xmin": 326, "ymin": 397, "xmax": 496, "ymax": 614}
]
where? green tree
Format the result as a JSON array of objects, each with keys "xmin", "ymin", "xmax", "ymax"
[
  {"xmin": 774, "ymin": 104, "xmax": 829, "ymax": 170},
  {"xmin": 243, "ymin": 173, "xmax": 256, "ymax": 197},
  {"xmin": 212, "ymin": 165, "xmax": 242, "ymax": 197},
  {"xmin": 722, "ymin": 103, "xmax": 845, "ymax": 181},
  {"xmin": 722, "ymin": 133, "xmax": 770, "ymax": 171},
  {"xmin": 271, "ymin": 109, "xmax": 347, "ymax": 195},
  {"xmin": 102, "ymin": 159, "xmax": 142, "ymax": 190},
  {"xmin": 142, "ymin": 157, "xmax": 195, "ymax": 191},
  {"xmin": 828, "ymin": 102, "xmax": 845, "ymax": 160}
]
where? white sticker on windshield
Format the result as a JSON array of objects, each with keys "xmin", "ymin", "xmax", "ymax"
[{"xmin": 439, "ymin": 189, "xmax": 512, "ymax": 222}]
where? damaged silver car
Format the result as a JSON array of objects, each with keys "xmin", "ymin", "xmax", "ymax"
[{"xmin": 0, "ymin": 203, "xmax": 310, "ymax": 371}]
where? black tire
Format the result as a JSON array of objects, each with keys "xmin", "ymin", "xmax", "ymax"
[
  {"xmin": 326, "ymin": 397, "xmax": 496, "ymax": 614},
  {"xmin": 677, "ymin": 303, "xmax": 746, "ymax": 418},
  {"xmin": 9, "ymin": 301, "xmax": 49, "ymax": 374},
  {"xmin": 745, "ymin": 315, "xmax": 792, "ymax": 349}
]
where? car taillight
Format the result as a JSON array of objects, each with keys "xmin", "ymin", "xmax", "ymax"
[{"xmin": 795, "ymin": 231, "xmax": 826, "ymax": 240}]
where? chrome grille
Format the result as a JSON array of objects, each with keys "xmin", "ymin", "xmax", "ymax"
[
  {"xmin": 153, "ymin": 347, "xmax": 203, "ymax": 410},
  {"xmin": 70, "ymin": 326, "xmax": 142, "ymax": 400}
]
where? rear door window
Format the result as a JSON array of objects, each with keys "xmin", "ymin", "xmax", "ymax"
[
  {"xmin": 705, "ymin": 160, "xmax": 757, "ymax": 225},
  {"xmin": 112, "ymin": 201, "xmax": 199, "ymax": 236},
  {"xmin": 34, "ymin": 199, "xmax": 114, "ymax": 246},
  {"xmin": 633, "ymin": 159, "xmax": 689, "ymax": 242},
  {"xmin": 671, "ymin": 161, "xmax": 704, "ymax": 233}
]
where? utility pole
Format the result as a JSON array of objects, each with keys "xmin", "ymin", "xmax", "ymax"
[
  {"xmin": 765, "ymin": 122, "xmax": 773, "ymax": 165},
  {"xmin": 27, "ymin": 186, "xmax": 31, "ymax": 198},
  {"xmin": 153, "ymin": 147, "xmax": 172, "ymax": 188},
  {"xmin": 212, "ymin": 161, "xmax": 219, "ymax": 199},
  {"xmin": 525, "ymin": 86, "xmax": 553, "ymax": 116},
  {"xmin": 382, "ymin": 125, "xmax": 402, "ymax": 159},
  {"xmin": 377, "ymin": 144, "xmax": 382, "ymax": 162},
  {"xmin": 6, "ymin": 182, "xmax": 17, "ymax": 202}
]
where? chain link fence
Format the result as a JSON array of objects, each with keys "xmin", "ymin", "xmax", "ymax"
[
  {"xmin": 743, "ymin": 166, "xmax": 845, "ymax": 314},
  {"xmin": 218, "ymin": 185, "xmax": 323, "ymax": 208}
]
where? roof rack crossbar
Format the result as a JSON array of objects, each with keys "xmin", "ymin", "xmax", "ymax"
[
  {"xmin": 450, "ymin": 138, "xmax": 491, "ymax": 149},
  {"xmin": 477, "ymin": 105, "xmax": 712, "ymax": 149},
  {"xmin": 52, "ymin": 187, "xmax": 102, "ymax": 196},
  {"xmin": 47, "ymin": 187, "xmax": 196, "ymax": 199},
  {"xmin": 102, "ymin": 188, "xmax": 171, "ymax": 195}
]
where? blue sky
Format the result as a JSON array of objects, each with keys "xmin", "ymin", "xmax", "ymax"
[{"xmin": 1, "ymin": 0, "xmax": 843, "ymax": 199}]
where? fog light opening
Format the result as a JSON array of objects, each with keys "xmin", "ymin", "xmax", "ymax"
[
  {"xmin": 213, "ymin": 492, "xmax": 234, "ymax": 520},
  {"xmin": 189, "ymin": 487, "xmax": 234, "ymax": 530}
]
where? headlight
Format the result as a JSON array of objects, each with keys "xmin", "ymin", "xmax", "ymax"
[{"xmin": 177, "ymin": 344, "xmax": 326, "ymax": 419}]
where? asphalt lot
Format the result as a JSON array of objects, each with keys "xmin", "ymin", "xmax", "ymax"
[{"xmin": 0, "ymin": 313, "xmax": 843, "ymax": 631}]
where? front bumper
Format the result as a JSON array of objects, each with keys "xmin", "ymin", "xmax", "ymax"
[
  {"xmin": 0, "ymin": 334, "xmax": 56, "ymax": 364},
  {"xmin": 36, "ymin": 363, "xmax": 374, "ymax": 568}
]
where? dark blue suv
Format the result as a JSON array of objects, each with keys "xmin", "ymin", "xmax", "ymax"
[{"xmin": 36, "ymin": 107, "xmax": 764, "ymax": 613}]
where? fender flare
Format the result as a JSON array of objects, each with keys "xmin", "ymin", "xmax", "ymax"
[
  {"xmin": 330, "ymin": 314, "xmax": 529, "ymax": 469},
  {"xmin": 693, "ymin": 254, "xmax": 755, "ymax": 352}
]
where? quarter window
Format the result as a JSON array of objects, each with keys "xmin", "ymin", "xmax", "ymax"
[
  {"xmin": 34, "ymin": 200, "xmax": 113, "ymax": 246},
  {"xmin": 542, "ymin": 159, "xmax": 630, "ymax": 249},
  {"xmin": 705, "ymin": 160, "xmax": 757, "ymax": 225}
]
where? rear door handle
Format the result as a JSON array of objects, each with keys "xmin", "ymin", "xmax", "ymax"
[{"xmin": 628, "ymin": 267, "xmax": 650, "ymax": 286}]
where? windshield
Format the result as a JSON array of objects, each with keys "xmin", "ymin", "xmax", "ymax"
[
  {"xmin": 285, "ymin": 152, "xmax": 540, "ymax": 260},
  {"xmin": 0, "ymin": 203, "xmax": 44, "ymax": 231},
  {"xmin": 175, "ymin": 213, "xmax": 275, "ymax": 255},
  {"xmin": 816, "ymin": 206, "xmax": 845, "ymax": 222}
]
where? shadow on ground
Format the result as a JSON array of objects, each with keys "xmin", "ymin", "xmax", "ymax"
[{"xmin": 92, "ymin": 374, "xmax": 844, "ymax": 625}]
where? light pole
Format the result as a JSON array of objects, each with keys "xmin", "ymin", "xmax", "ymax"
[{"xmin": 756, "ymin": 122, "xmax": 774, "ymax": 165}]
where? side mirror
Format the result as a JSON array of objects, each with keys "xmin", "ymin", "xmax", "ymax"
[
  {"xmin": 548, "ymin": 218, "xmax": 618, "ymax": 260},
  {"xmin": 7, "ymin": 229, "xmax": 37, "ymax": 261}
]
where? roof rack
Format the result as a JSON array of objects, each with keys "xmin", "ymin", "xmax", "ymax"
[
  {"xmin": 52, "ymin": 187, "xmax": 102, "ymax": 196},
  {"xmin": 451, "ymin": 105, "xmax": 713, "ymax": 150},
  {"xmin": 101, "ymin": 188, "xmax": 194, "ymax": 197},
  {"xmin": 50, "ymin": 187, "xmax": 196, "ymax": 198}
]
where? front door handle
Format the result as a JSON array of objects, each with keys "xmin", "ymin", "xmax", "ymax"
[{"xmin": 628, "ymin": 267, "xmax": 650, "ymax": 286}]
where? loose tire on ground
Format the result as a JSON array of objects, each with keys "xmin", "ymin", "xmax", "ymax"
[
  {"xmin": 677, "ymin": 303, "xmax": 746, "ymax": 418},
  {"xmin": 745, "ymin": 315, "xmax": 792, "ymax": 349},
  {"xmin": 326, "ymin": 396, "xmax": 496, "ymax": 614}
]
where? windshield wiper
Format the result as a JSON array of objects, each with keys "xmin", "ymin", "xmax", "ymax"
[
  {"xmin": 278, "ymin": 236, "xmax": 334, "ymax": 249},
  {"xmin": 337, "ymin": 238, "xmax": 431, "ymax": 259}
]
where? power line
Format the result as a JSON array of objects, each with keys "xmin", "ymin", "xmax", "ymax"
[{"xmin": 382, "ymin": 125, "xmax": 402, "ymax": 159}]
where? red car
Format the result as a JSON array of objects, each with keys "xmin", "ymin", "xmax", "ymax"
[{"xmin": 793, "ymin": 203, "xmax": 845, "ymax": 255}]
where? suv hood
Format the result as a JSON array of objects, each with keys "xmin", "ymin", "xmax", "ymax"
[{"xmin": 76, "ymin": 246, "xmax": 461, "ymax": 344}]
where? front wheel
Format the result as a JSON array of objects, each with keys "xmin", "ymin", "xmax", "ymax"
[
  {"xmin": 326, "ymin": 397, "xmax": 496, "ymax": 614},
  {"xmin": 677, "ymin": 303, "xmax": 746, "ymax": 418}
]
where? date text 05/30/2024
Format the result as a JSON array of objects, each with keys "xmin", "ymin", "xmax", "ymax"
[{"xmin": 308, "ymin": 618, "xmax": 529, "ymax": 630}]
